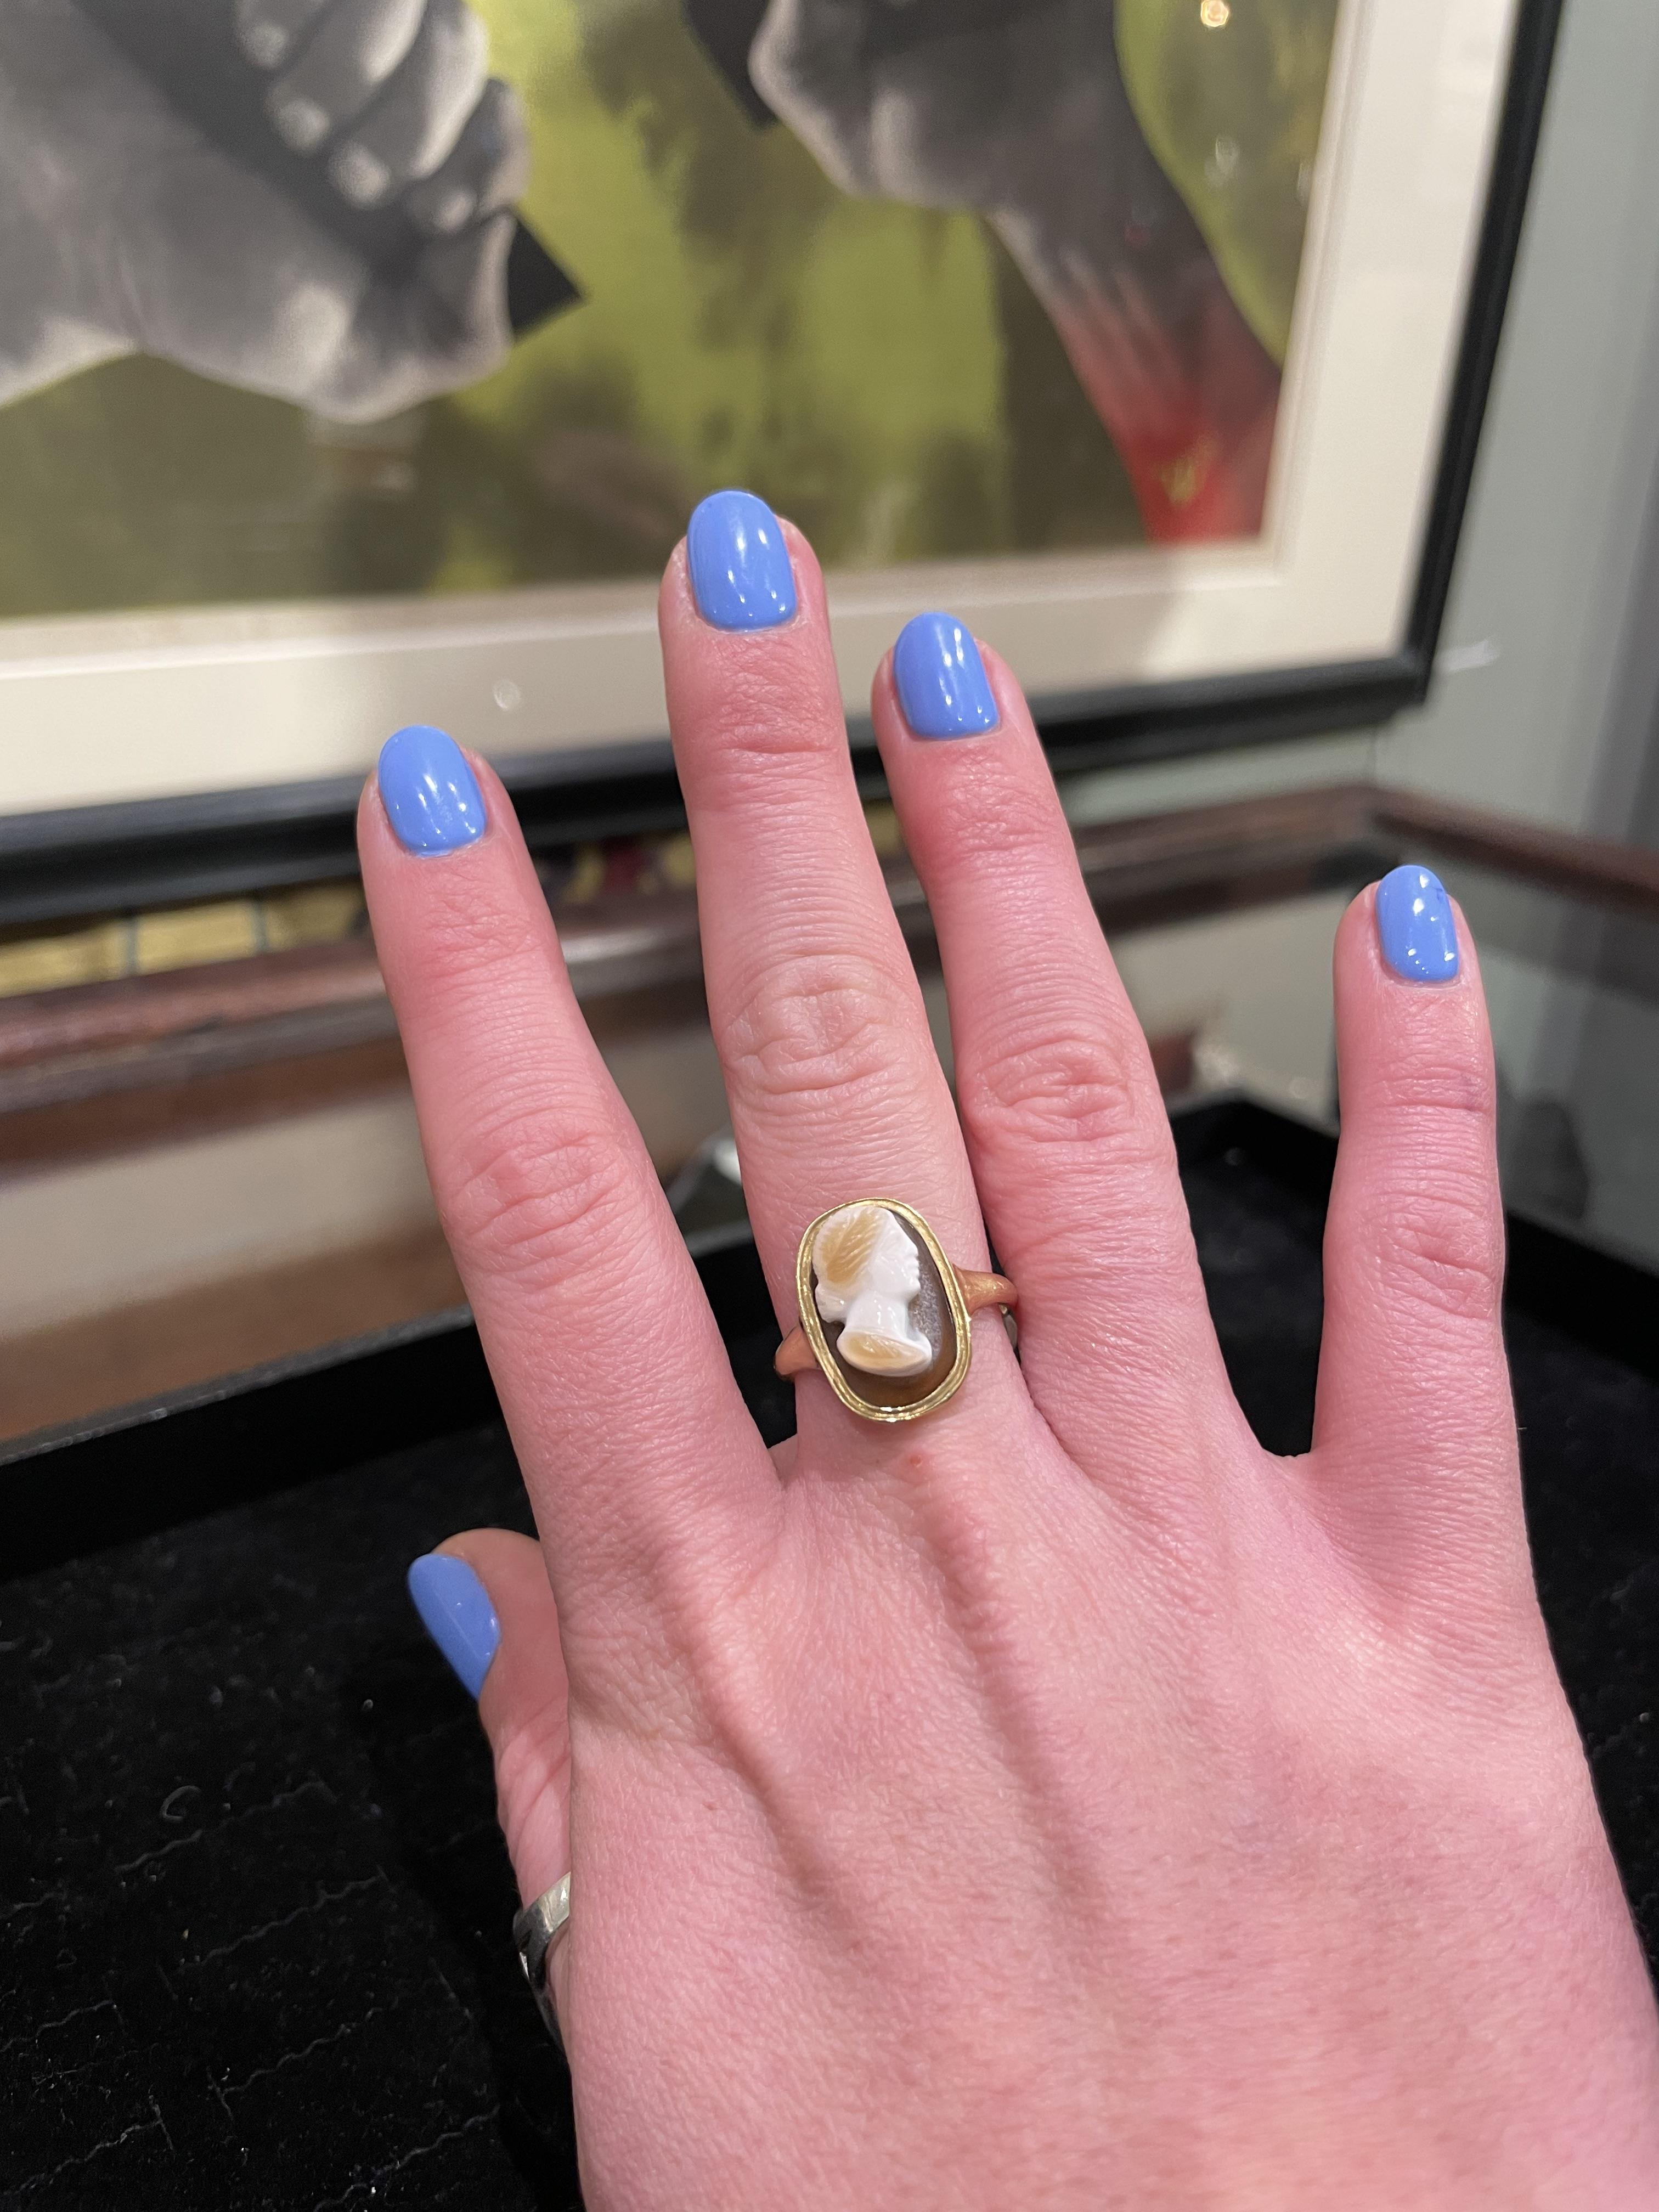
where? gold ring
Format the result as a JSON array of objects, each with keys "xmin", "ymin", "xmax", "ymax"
[{"xmin": 774, "ymin": 1198, "xmax": 1017, "ymax": 1423}]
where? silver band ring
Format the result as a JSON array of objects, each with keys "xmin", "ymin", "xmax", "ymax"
[{"xmin": 512, "ymin": 1873, "xmax": 571, "ymax": 2048}]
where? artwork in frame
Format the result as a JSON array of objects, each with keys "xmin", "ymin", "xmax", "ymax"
[{"xmin": 0, "ymin": 0, "xmax": 1556, "ymax": 912}]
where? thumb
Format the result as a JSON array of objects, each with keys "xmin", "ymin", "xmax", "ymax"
[{"xmin": 408, "ymin": 1528, "xmax": 570, "ymax": 1906}]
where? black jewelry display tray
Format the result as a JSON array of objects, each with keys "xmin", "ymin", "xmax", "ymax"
[{"xmin": 4, "ymin": 1094, "xmax": 1658, "ymax": 2210}]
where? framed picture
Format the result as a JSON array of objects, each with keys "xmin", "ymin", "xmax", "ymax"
[{"xmin": 0, "ymin": 0, "xmax": 1559, "ymax": 918}]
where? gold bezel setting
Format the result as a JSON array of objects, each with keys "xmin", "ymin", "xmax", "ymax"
[{"xmin": 793, "ymin": 1198, "xmax": 973, "ymax": 1423}]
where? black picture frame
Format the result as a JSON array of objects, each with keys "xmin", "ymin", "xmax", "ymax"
[{"xmin": 0, "ymin": 0, "xmax": 1564, "ymax": 933}]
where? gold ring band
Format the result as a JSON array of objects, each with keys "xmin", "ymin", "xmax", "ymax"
[{"xmin": 774, "ymin": 1198, "xmax": 1017, "ymax": 1423}]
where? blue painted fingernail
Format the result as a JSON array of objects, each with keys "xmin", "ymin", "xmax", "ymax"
[
  {"xmin": 377, "ymin": 724, "xmax": 486, "ymax": 855},
  {"xmin": 686, "ymin": 489, "xmax": 797, "ymax": 630},
  {"xmin": 1376, "ymin": 864, "xmax": 1460, "ymax": 983},
  {"xmin": 893, "ymin": 612, "xmax": 998, "ymax": 738},
  {"xmin": 408, "ymin": 1553, "xmax": 499, "ymax": 1699}
]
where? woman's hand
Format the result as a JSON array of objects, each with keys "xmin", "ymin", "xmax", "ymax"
[{"xmin": 359, "ymin": 493, "xmax": 1659, "ymax": 2209}]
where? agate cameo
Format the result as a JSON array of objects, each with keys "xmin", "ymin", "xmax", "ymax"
[{"xmin": 795, "ymin": 1200, "xmax": 971, "ymax": 1420}]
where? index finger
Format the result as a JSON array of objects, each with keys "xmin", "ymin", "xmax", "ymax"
[{"xmin": 358, "ymin": 727, "xmax": 777, "ymax": 1689}]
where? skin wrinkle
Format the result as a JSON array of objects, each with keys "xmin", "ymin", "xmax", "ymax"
[
  {"xmin": 668, "ymin": 637, "xmax": 843, "ymax": 763},
  {"xmin": 1351, "ymin": 1053, "xmax": 1497, "ymax": 1123},
  {"xmin": 925, "ymin": 778, "xmax": 1071, "ymax": 874},
  {"xmin": 1357, "ymin": 1171, "xmax": 1506, "ymax": 1305},
  {"xmin": 690, "ymin": 706, "xmax": 858, "ymax": 784},
  {"xmin": 442, "ymin": 1109, "xmax": 642, "ymax": 1286},
  {"xmin": 435, "ymin": 1081, "xmax": 673, "ymax": 1299},
  {"xmin": 1318, "ymin": 1251, "xmax": 1510, "ymax": 1367},
  {"xmin": 958, "ymin": 939, "xmax": 1147, "ymax": 1044},
  {"xmin": 717, "ymin": 955, "xmax": 933, "ymax": 1123},
  {"xmin": 960, "ymin": 1022, "xmax": 1157, "ymax": 1158}
]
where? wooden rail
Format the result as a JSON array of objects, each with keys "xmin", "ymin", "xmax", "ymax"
[{"xmin": 2, "ymin": 781, "xmax": 1651, "ymax": 1141}]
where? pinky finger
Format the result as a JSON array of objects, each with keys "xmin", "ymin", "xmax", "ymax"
[{"xmin": 1311, "ymin": 868, "xmax": 1526, "ymax": 1594}]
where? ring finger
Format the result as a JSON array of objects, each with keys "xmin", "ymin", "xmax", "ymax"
[
  {"xmin": 658, "ymin": 494, "xmax": 1000, "ymax": 1425},
  {"xmin": 871, "ymin": 617, "xmax": 1238, "ymax": 1479}
]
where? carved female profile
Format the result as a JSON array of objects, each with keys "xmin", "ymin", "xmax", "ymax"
[{"xmin": 811, "ymin": 1203, "xmax": 934, "ymax": 1378}]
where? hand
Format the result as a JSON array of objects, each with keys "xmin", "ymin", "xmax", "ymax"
[
  {"xmin": 749, "ymin": 0, "xmax": 1278, "ymax": 537},
  {"xmin": 360, "ymin": 495, "xmax": 1659, "ymax": 2209},
  {"xmin": 0, "ymin": 0, "xmax": 527, "ymax": 420}
]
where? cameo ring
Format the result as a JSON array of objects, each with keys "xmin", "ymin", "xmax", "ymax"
[
  {"xmin": 774, "ymin": 1199, "xmax": 1017, "ymax": 1422},
  {"xmin": 513, "ymin": 1873, "xmax": 571, "ymax": 2048}
]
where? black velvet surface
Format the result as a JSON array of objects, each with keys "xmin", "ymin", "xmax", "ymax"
[{"xmin": 4, "ymin": 1116, "xmax": 1658, "ymax": 2208}]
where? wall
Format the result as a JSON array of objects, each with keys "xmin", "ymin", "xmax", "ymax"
[
  {"xmin": 1377, "ymin": 0, "xmax": 1659, "ymax": 1257},
  {"xmin": 1377, "ymin": 0, "xmax": 1659, "ymax": 832}
]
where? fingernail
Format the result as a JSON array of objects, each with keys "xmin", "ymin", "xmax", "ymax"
[
  {"xmin": 686, "ymin": 489, "xmax": 797, "ymax": 631},
  {"xmin": 377, "ymin": 724, "xmax": 487, "ymax": 854},
  {"xmin": 408, "ymin": 1554, "xmax": 499, "ymax": 1699},
  {"xmin": 331, "ymin": 142, "xmax": 392, "ymax": 206},
  {"xmin": 893, "ymin": 612, "xmax": 998, "ymax": 737},
  {"xmin": 270, "ymin": 93, "xmax": 330, "ymax": 151},
  {"xmin": 1375, "ymin": 864, "xmax": 1460, "ymax": 983}
]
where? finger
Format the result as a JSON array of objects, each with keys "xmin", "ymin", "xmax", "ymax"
[
  {"xmin": 235, "ymin": 0, "xmax": 329, "ymax": 72},
  {"xmin": 659, "ymin": 496, "xmax": 998, "ymax": 1402},
  {"xmin": 266, "ymin": 0, "xmax": 425, "ymax": 151},
  {"xmin": 359, "ymin": 726, "xmax": 775, "ymax": 1678},
  {"xmin": 327, "ymin": 0, "xmax": 488, "ymax": 207},
  {"xmin": 405, "ymin": 78, "xmax": 531, "ymax": 235},
  {"xmin": 748, "ymin": 0, "xmax": 878, "ymax": 194},
  {"xmin": 408, "ymin": 1534, "xmax": 570, "ymax": 1905},
  {"xmin": 872, "ymin": 620, "xmax": 1233, "ymax": 1471},
  {"xmin": 1312, "ymin": 870, "xmax": 1522, "ymax": 1584},
  {"xmin": 320, "ymin": 212, "xmax": 512, "ymax": 417}
]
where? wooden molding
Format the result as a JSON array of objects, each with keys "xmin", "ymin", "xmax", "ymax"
[{"xmin": 2, "ymin": 782, "xmax": 1652, "ymax": 1159}]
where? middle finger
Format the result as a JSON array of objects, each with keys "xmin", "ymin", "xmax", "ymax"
[{"xmin": 659, "ymin": 493, "xmax": 989, "ymax": 1352}]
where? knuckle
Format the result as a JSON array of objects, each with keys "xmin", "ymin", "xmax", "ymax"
[
  {"xmin": 720, "ymin": 951, "xmax": 916, "ymax": 1116},
  {"xmin": 442, "ymin": 1101, "xmax": 636, "ymax": 1288},
  {"xmin": 1371, "ymin": 1052, "xmax": 1495, "ymax": 1130},
  {"xmin": 938, "ymin": 785, "xmax": 1064, "ymax": 873},
  {"xmin": 1377, "ymin": 1182, "xmax": 1505, "ymax": 1324},
  {"xmin": 964, "ymin": 1013, "xmax": 1154, "ymax": 1156},
  {"xmin": 699, "ymin": 662, "xmax": 844, "ymax": 784}
]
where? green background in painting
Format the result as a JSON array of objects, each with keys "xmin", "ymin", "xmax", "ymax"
[{"xmin": 0, "ymin": 0, "xmax": 1334, "ymax": 621}]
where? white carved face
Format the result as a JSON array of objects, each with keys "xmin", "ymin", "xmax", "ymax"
[{"xmin": 811, "ymin": 1204, "xmax": 933, "ymax": 1378}]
